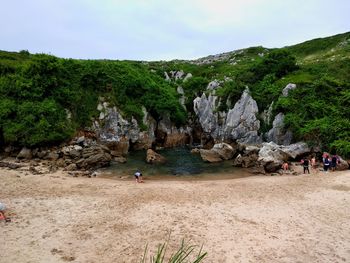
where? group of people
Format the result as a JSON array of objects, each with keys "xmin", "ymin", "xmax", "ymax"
[
  {"xmin": 322, "ymin": 154, "xmax": 340, "ymax": 172},
  {"xmin": 282, "ymin": 154, "xmax": 340, "ymax": 174}
]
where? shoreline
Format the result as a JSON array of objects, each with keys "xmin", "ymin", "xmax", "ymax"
[{"xmin": 1, "ymin": 166, "xmax": 350, "ymax": 262}]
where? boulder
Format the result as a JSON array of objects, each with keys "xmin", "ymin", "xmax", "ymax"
[
  {"xmin": 146, "ymin": 149, "xmax": 166, "ymax": 164},
  {"xmin": 281, "ymin": 142, "xmax": 310, "ymax": 159},
  {"xmin": 233, "ymin": 153, "xmax": 258, "ymax": 168},
  {"xmin": 212, "ymin": 143, "xmax": 236, "ymax": 160},
  {"xmin": 61, "ymin": 145, "xmax": 82, "ymax": 159},
  {"xmin": 191, "ymin": 148, "xmax": 200, "ymax": 154},
  {"xmin": 76, "ymin": 152, "xmax": 112, "ymax": 169},
  {"xmin": 199, "ymin": 143, "xmax": 236, "ymax": 162},
  {"xmin": 45, "ymin": 151, "xmax": 60, "ymax": 161},
  {"xmin": 199, "ymin": 149, "xmax": 222, "ymax": 163},
  {"xmin": 258, "ymin": 142, "xmax": 311, "ymax": 172},
  {"xmin": 75, "ymin": 145, "xmax": 112, "ymax": 169},
  {"xmin": 258, "ymin": 142, "xmax": 289, "ymax": 172},
  {"xmin": 17, "ymin": 147, "xmax": 32, "ymax": 159}
]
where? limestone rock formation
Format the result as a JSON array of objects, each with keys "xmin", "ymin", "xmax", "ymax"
[
  {"xmin": 193, "ymin": 88, "xmax": 261, "ymax": 145},
  {"xmin": 282, "ymin": 83, "xmax": 297, "ymax": 97},
  {"xmin": 223, "ymin": 88, "xmax": 262, "ymax": 144},
  {"xmin": 266, "ymin": 113, "xmax": 293, "ymax": 145}
]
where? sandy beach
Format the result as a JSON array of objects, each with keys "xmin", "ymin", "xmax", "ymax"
[{"xmin": 1, "ymin": 164, "xmax": 350, "ymax": 263}]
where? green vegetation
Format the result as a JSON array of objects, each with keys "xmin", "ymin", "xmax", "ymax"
[
  {"xmin": 0, "ymin": 31, "xmax": 349, "ymax": 156},
  {"xmin": 140, "ymin": 240, "xmax": 207, "ymax": 263},
  {"xmin": 0, "ymin": 54, "xmax": 186, "ymax": 147}
]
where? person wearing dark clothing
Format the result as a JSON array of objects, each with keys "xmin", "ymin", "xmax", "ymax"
[
  {"xmin": 302, "ymin": 158, "xmax": 310, "ymax": 174},
  {"xmin": 331, "ymin": 155, "xmax": 338, "ymax": 171},
  {"xmin": 323, "ymin": 156, "xmax": 330, "ymax": 172}
]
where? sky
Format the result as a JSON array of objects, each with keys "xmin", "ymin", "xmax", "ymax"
[{"xmin": 1, "ymin": 0, "xmax": 349, "ymax": 61}]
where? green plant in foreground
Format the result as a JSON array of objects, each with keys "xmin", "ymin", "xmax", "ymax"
[{"xmin": 140, "ymin": 239, "xmax": 207, "ymax": 263}]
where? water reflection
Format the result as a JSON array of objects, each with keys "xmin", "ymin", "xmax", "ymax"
[{"xmin": 102, "ymin": 146, "xmax": 248, "ymax": 179}]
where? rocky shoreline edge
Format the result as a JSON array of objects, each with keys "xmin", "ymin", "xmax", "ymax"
[{"xmin": 1, "ymin": 135, "xmax": 349, "ymax": 178}]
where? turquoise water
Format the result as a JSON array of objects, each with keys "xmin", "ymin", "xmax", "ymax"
[{"xmin": 101, "ymin": 146, "xmax": 249, "ymax": 179}]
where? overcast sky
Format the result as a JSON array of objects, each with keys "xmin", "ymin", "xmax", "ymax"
[{"xmin": 1, "ymin": 0, "xmax": 349, "ymax": 61}]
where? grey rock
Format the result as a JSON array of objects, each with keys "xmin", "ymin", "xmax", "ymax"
[
  {"xmin": 258, "ymin": 142, "xmax": 310, "ymax": 172},
  {"xmin": 193, "ymin": 93, "xmax": 218, "ymax": 135},
  {"xmin": 183, "ymin": 73, "xmax": 193, "ymax": 82},
  {"xmin": 200, "ymin": 142, "xmax": 236, "ymax": 162},
  {"xmin": 207, "ymin": 80, "xmax": 220, "ymax": 90},
  {"xmin": 282, "ymin": 83, "xmax": 297, "ymax": 97},
  {"xmin": 17, "ymin": 147, "xmax": 32, "ymax": 159},
  {"xmin": 266, "ymin": 113, "xmax": 293, "ymax": 145},
  {"xmin": 212, "ymin": 143, "xmax": 236, "ymax": 160},
  {"xmin": 224, "ymin": 88, "xmax": 261, "ymax": 144}
]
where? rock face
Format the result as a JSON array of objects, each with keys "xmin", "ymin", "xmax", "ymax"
[
  {"xmin": 75, "ymin": 145, "xmax": 112, "ymax": 169},
  {"xmin": 157, "ymin": 116, "xmax": 191, "ymax": 148},
  {"xmin": 224, "ymin": 88, "xmax": 261, "ymax": 144},
  {"xmin": 193, "ymin": 93, "xmax": 218, "ymax": 136},
  {"xmin": 94, "ymin": 103, "xmax": 153, "ymax": 149},
  {"xmin": 266, "ymin": 113, "xmax": 293, "ymax": 145},
  {"xmin": 93, "ymin": 98, "xmax": 191, "ymax": 153},
  {"xmin": 193, "ymin": 88, "xmax": 261, "ymax": 145}
]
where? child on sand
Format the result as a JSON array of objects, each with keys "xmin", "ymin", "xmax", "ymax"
[
  {"xmin": 134, "ymin": 170, "xmax": 144, "ymax": 183},
  {"xmin": 282, "ymin": 161, "xmax": 289, "ymax": 172},
  {"xmin": 0, "ymin": 202, "xmax": 10, "ymax": 222},
  {"xmin": 311, "ymin": 156, "xmax": 317, "ymax": 173}
]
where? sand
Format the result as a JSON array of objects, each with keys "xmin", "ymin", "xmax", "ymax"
[{"xmin": 1, "ymin": 163, "xmax": 350, "ymax": 263}]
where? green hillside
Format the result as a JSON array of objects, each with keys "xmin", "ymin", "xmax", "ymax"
[{"xmin": 0, "ymin": 32, "xmax": 349, "ymax": 156}]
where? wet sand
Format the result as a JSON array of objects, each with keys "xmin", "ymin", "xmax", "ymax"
[{"xmin": 1, "ymin": 164, "xmax": 350, "ymax": 263}]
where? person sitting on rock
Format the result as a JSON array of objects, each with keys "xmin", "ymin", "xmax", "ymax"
[{"xmin": 134, "ymin": 170, "xmax": 144, "ymax": 183}]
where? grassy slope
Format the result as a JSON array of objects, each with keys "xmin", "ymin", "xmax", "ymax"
[{"xmin": 0, "ymin": 32, "xmax": 349, "ymax": 154}]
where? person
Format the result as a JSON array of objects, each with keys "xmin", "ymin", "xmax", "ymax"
[
  {"xmin": 282, "ymin": 161, "xmax": 289, "ymax": 172},
  {"xmin": 134, "ymin": 170, "xmax": 144, "ymax": 183},
  {"xmin": 301, "ymin": 157, "xmax": 310, "ymax": 174},
  {"xmin": 323, "ymin": 155, "xmax": 330, "ymax": 172},
  {"xmin": 0, "ymin": 202, "xmax": 10, "ymax": 222},
  {"xmin": 331, "ymin": 154, "xmax": 338, "ymax": 172},
  {"xmin": 311, "ymin": 156, "xmax": 317, "ymax": 173}
]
